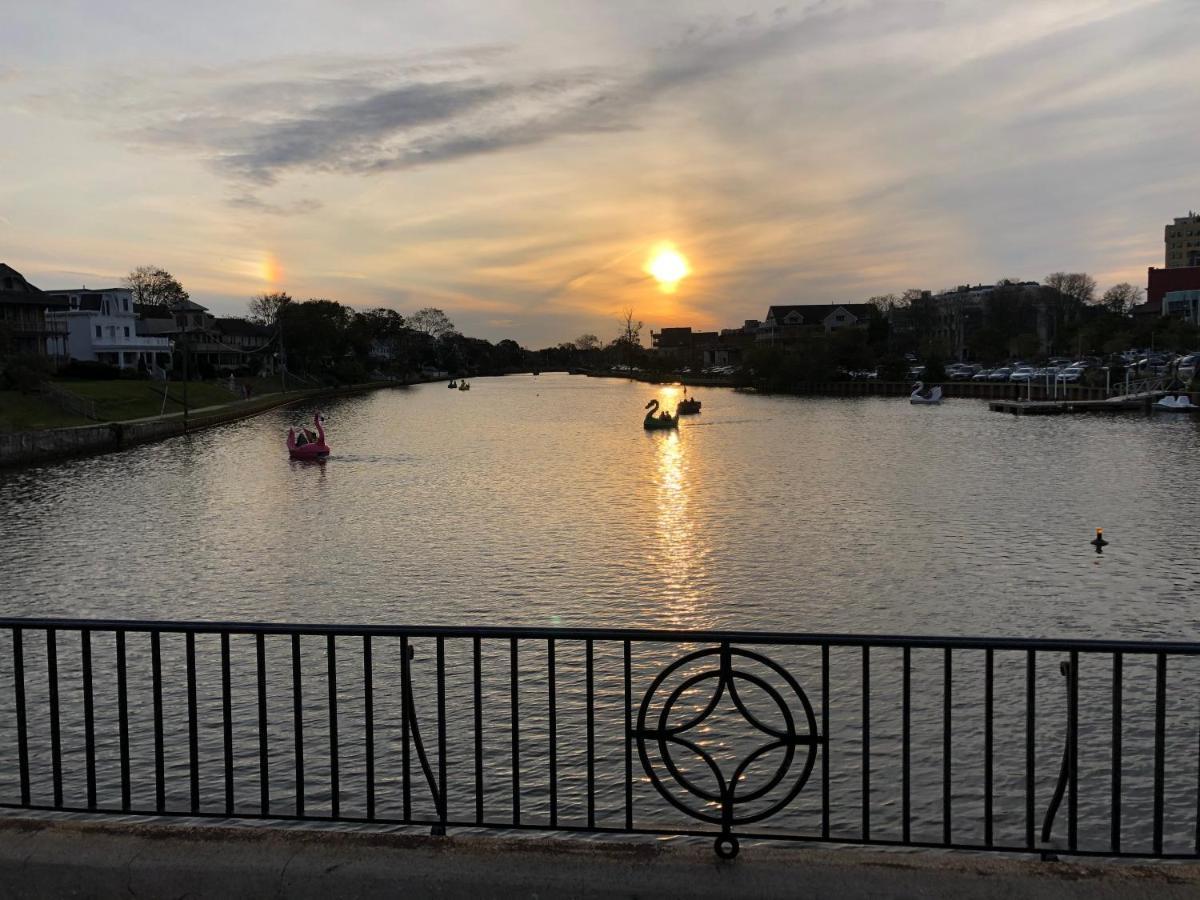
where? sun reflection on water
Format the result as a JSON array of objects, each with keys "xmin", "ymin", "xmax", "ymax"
[{"xmin": 651, "ymin": 427, "xmax": 711, "ymax": 627}]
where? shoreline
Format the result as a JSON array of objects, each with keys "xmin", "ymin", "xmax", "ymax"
[{"xmin": 0, "ymin": 379, "xmax": 405, "ymax": 470}]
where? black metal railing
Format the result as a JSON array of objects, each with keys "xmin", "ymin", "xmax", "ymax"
[{"xmin": 1, "ymin": 618, "xmax": 1199, "ymax": 859}]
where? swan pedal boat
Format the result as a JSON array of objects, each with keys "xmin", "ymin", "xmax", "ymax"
[
  {"xmin": 677, "ymin": 393, "xmax": 702, "ymax": 415},
  {"xmin": 287, "ymin": 412, "xmax": 330, "ymax": 460},
  {"xmin": 1155, "ymin": 394, "xmax": 1195, "ymax": 411},
  {"xmin": 643, "ymin": 399, "xmax": 679, "ymax": 430},
  {"xmin": 459, "ymin": 381, "xmax": 471, "ymax": 391},
  {"xmin": 448, "ymin": 380, "xmax": 457, "ymax": 388},
  {"xmin": 910, "ymin": 381, "xmax": 943, "ymax": 405}
]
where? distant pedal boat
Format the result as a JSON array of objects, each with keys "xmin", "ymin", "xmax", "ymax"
[{"xmin": 909, "ymin": 381, "xmax": 943, "ymax": 405}]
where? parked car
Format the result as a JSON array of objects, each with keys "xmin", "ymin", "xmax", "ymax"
[
  {"xmin": 1176, "ymin": 353, "xmax": 1200, "ymax": 381},
  {"xmin": 987, "ymin": 367, "xmax": 1013, "ymax": 381},
  {"xmin": 1056, "ymin": 366, "xmax": 1085, "ymax": 383},
  {"xmin": 972, "ymin": 369, "xmax": 993, "ymax": 381},
  {"xmin": 1009, "ymin": 367, "xmax": 1038, "ymax": 382}
]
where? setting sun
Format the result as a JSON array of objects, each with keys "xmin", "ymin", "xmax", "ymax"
[{"xmin": 645, "ymin": 244, "xmax": 690, "ymax": 293}]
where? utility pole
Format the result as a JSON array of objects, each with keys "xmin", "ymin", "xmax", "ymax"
[
  {"xmin": 181, "ymin": 325, "xmax": 189, "ymax": 431},
  {"xmin": 278, "ymin": 313, "xmax": 288, "ymax": 394}
]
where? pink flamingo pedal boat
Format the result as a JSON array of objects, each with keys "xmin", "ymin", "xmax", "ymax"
[{"xmin": 287, "ymin": 412, "xmax": 330, "ymax": 460}]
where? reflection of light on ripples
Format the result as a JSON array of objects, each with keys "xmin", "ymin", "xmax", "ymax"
[{"xmin": 653, "ymin": 430, "xmax": 709, "ymax": 625}]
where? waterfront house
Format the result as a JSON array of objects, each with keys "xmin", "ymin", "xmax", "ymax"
[
  {"xmin": 138, "ymin": 302, "xmax": 274, "ymax": 374},
  {"xmin": 756, "ymin": 304, "xmax": 871, "ymax": 343},
  {"xmin": 43, "ymin": 285, "xmax": 173, "ymax": 370},
  {"xmin": 0, "ymin": 263, "xmax": 69, "ymax": 360}
]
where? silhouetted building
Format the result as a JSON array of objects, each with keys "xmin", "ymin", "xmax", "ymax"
[
  {"xmin": 1165, "ymin": 211, "xmax": 1200, "ymax": 268},
  {"xmin": 756, "ymin": 304, "xmax": 870, "ymax": 342},
  {"xmin": 1143, "ymin": 266, "xmax": 1200, "ymax": 315},
  {"xmin": 0, "ymin": 263, "xmax": 68, "ymax": 359}
]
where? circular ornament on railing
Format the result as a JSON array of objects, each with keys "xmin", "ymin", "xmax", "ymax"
[{"xmin": 633, "ymin": 645, "xmax": 821, "ymax": 852}]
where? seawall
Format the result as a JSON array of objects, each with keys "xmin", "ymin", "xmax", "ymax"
[{"xmin": 0, "ymin": 381, "xmax": 397, "ymax": 470}]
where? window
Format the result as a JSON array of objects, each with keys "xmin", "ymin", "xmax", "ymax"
[
  {"xmin": 95, "ymin": 325, "xmax": 101, "ymax": 338},
  {"xmin": 122, "ymin": 299, "xmax": 129, "ymax": 312},
  {"xmin": 124, "ymin": 326, "xmax": 130, "ymax": 338}
]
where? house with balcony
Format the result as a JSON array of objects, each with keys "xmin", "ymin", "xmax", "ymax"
[
  {"xmin": 43, "ymin": 286, "xmax": 172, "ymax": 370},
  {"xmin": 0, "ymin": 263, "xmax": 69, "ymax": 360}
]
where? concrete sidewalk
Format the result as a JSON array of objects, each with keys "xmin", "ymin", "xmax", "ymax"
[{"xmin": 0, "ymin": 818, "xmax": 1197, "ymax": 899}]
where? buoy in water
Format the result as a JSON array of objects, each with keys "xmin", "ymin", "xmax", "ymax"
[{"xmin": 1090, "ymin": 528, "xmax": 1108, "ymax": 554}]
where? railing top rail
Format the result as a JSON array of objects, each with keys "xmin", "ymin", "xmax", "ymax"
[{"xmin": 1, "ymin": 616, "xmax": 1198, "ymax": 654}]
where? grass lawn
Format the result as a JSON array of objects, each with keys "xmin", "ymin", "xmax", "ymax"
[
  {"xmin": 0, "ymin": 392, "xmax": 93, "ymax": 432},
  {"xmin": 56, "ymin": 380, "xmax": 247, "ymax": 421}
]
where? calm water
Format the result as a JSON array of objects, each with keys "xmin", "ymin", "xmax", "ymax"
[
  {"xmin": 1, "ymin": 373, "xmax": 1198, "ymax": 637},
  {"xmin": 2, "ymin": 375, "xmax": 1199, "ymax": 850}
]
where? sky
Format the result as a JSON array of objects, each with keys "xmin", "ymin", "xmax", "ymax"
[{"xmin": 1, "ymin": 0, "xmax": 1197, "ymax": 347}]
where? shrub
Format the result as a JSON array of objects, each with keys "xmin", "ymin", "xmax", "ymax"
[
  {"xmin": 59, "ymin": 359, "xmax": 121, "ymax": 380},
  {"xmin": 2, "ymin": 355, "xmax": 53, "ymax": 393}
]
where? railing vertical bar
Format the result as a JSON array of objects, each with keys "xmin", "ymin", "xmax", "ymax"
[
  {"xmin": 82, "ymin": 629, "xmax": 96, "ymax": 811},
  {"xmin": 586, "ymin": 639, "xmax": 595, "ymax": 830},
  {"xmin": 401, "ymin": 635, "xmax": 410, "ymax": 822},
  {"xmin": 1111, "ymin": 651, "xmax": 1122, "ymax": 854},
  {"xmin": 221, "ymin": 633, "xmax": 234, "ymax": 815},
  {"xmin": 1068, "ymin": 649, "xmax": 1078, "ymax": 852},
  {"xmin": 117, "ymin": 630, "xmax": 131, "ymax": 812},
  {"xmin": 902, "ymin": 645, "xmax": 910, "ymax": 844},
  {"xmin": 984, "ymin": 647, "xmax": 993, "ymax": 848},
  {"xmin": 548, "ymin": 638, "xmax": 558, "ymax": 829},
  {"xmin": 327, "ymin": 634, "xmax": 340, "ymax": 819},
  {"xmin": 256, "ymin": 633, "xmax": 269, "ymax": 816},
  {"xmin": 1026, "ymin": 650, "xmax": 1035, "ymax": 849},
  {"xmin": 1196, "ymin": 682, "xmax": 1200, "ymax": 857},
  {"xmin": 363, "ymin": 635, "xmax": 375, "ymax": 822},
  {"xmin": 186, "ymin": 632, "xmax": 199, "ymax": 814},
  {"xmin": 624, "ymin": 639, "xmax": 632, "ymax": 832},
  {"xmin": 861, "ymin": 645, "xmax": 870, "ymax": 841},
  {"xmin": 47, "ymin": 630, "xmax": 62, "ymax": 809},
  {"xmin": 12, "ymin": 628, "xmax": 29, "ymax": 807},
  {"xmin": 820, "ymin": 643, "xmax": 830, "ymax": 839},
  {"xmin": 437, "ymin": 636, "xmax": 447, "ymax": 826},
  {"xmin": 472, "ymin": 636, "xmax": 482, "ymax": 825},
  {"xmin": 1153, "ymin": 652, "xmax": 1166, "ymax": 855},
  {"xmin": 152, "ymin": 631, "xmax": 164, "ymax": 812},
  {"xmin": 942, "ymin": 648, "xmax": 951, "ymax": 845},
  {"xmin": 510, "ymin": 637, "xmax": 520, "ymax": 825},
  {"xmin": 292, "ymin": 633, "xmax": 305, "ymax": 818}
]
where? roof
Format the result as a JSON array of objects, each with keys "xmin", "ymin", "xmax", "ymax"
[
  {"xmin": 764, "ymin": 303, "xmax": 871, "ymax": 323},
  {"xmin": 215, "ymin": 317, "xmax": 271, "ymax": 337},
  {"xmin": 135, "ymin": 303, "xmax": 175, "ymax": 319},
  {"xmin": 0, "ymin": 263, "xmax": 41, "ymax": 294}
]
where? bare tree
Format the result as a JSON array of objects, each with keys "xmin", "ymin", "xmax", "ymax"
[
  {"xmin": 1099, "ymin": 283, "xmax": 1142, "ymax": 316},
  {"xmin": 248, "ymin": 291, "xmax": 292, "ymax": 326},
  {"xmin": 408, "ymin": 307, "xmax": 457, "ymax": 338},
  {"xmin": 574, "ymin": 333, "xmax": 601, "ymax": 352},
  {"xmin": 124, "ymin": 266, "xmax": 190, "ymax": 310},
  {"xmin": 1044, "ymin": 272, "xmax": 1096, "ymax": 305},
  {"xmin": 616, "ymin": 309, "xmax": 643, "ymax": 347}
]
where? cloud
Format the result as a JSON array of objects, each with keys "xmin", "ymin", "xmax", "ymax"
[
  {"xmin": 84, "ymin": 11, "xmax": 839, "ymax": 188},
  {"xmin": 225, "ymin": 193, "xmax": 323, "ymax": 215}
]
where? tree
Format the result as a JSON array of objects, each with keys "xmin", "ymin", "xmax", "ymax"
[
  {"xmin": 1099, "ymin": 283, "xmax": 1142, "ymax": 317},
  {"xmin": 616, "ymin": 310, "xmax": 642, "ymax": 347},
  {"xmin": 248, "ymin": 291, "xmax": 293, "ymax": 326},
  {"xmin": 574, "ymin": 333, "xmax": 601, "ymax": 352},
  {"xmin": 125, "ymin": 266, "xmax": 190, "ymax": 310},
  {"xmin": 1044, "ymin": 272, "xmax": 1096, "ymax": 306},
  {"xmin": 408, "ymin": 308, "xmax": 456, "ymax": 338}
]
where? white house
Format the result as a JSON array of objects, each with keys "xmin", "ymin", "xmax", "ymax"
[{"xmin": 43, "ymin": 287, "xmax": 173, "ymax": 370}]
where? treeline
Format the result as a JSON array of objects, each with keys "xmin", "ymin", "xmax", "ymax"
[{"xmin": 249, "ymin": 293, "xmax": 530, "ymax": 381}]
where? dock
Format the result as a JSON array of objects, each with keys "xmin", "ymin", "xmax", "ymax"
[{"xmin": 989, "ymin": 397, "xmax": 1153, "ymax": 415}]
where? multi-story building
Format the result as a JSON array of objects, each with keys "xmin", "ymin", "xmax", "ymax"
[
  {"xmin": 1145, "ymin": 266, "xmax": 1200, "ymax": 315},
  {"xmin": 43, "ymin": 286, "xmax": 173, "ymax": 370},
  {"xmin": 1165, "ymin": 212, "xmax": 1200, "ymax": 268},
  {"xmin": 0, "ymin": 263, "xmax": 68, "ymax": 359},
  {"xmin": 137, "ymin": 301, "xmax": 274, "ymax": 373},
  {"xmin": 1163, "ymin": 289, "xmax": 1200, "ymax": 324}
]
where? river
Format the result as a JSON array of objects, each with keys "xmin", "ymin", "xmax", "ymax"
[{"xmin": 0, "ymin": 373, "xmax": 1197, "ymax": 638}]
